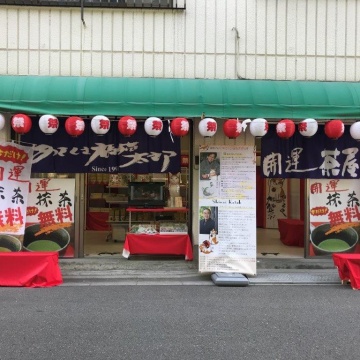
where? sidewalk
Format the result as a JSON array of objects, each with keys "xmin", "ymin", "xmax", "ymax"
[{"xmin": 58, "ymin": 250, "xmax": 343, "ymax": 286}]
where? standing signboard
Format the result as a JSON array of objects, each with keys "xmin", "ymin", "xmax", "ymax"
[
  {"xmin": 25, "ymin": 178, "xmax": 76, "ymax": 257},
  {"xmin": 198, "ymin": 145, "xmax": 257, "ymax": 275},
  {"xmin": 309, "ymin": 178, "xmax": 360, "ymax": 256}
]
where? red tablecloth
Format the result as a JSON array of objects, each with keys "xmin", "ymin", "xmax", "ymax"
[
  {"xmin": 278, "ymin": 219, "xmax": 304, "ymax": 247},
  {"xmin": 123, "ymin": 234, "xmax": 193, "ymax": 261},
  {"xmin": 0, "ymin": 252, "xmax": 63, "ymax": 288},
  {"xmin": 332, "ymin": 253, "xmax": 360, "ymax": 290}
]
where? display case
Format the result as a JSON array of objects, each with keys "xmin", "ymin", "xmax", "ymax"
[
  {"xmin": 126, "ymin": 207, "xmax": 189, "ymax": 233},
  {"xmin": 86, "ymin": 173, "xmax": 111, "ymax": 232},
  {"xmin": 105, "ymin": 174, "xmax": 133, "ymax": 242}
]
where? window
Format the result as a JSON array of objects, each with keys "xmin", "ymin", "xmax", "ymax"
[{"xmin": 0, "ymin": 0, "xmax": 186, "ymax": 9}]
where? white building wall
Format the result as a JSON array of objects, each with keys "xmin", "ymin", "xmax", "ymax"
[{"xmin": 0, "ymin": 0, "xmax": 359, "ymax": 81}]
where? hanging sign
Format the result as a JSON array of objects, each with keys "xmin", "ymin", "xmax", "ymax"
[
  {"xmin": 261, "ymin": 124, "xmax": 360, "ymax": 179},
  {"xmin": 0, "ymin": 142, "xmax": 33, "ymax": 236},
  {"xmin": 198, "ymin": 145, "xmax": 256, "ymax": 275},
  {"xmin": 22, "ymin": 119, "xmax": 181, "ymax": 174}
]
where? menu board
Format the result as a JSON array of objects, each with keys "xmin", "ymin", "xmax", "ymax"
[
  {"xmin": 26, "ymin": 178, "xmax": 76, "ymax": 258},
  {"xmin": 198, "ymin": 145, "xmax": 257, "ymax": 275},
  {"xmin": 309, "ymin": 178, "xmax": 360, "ymax": 256}
]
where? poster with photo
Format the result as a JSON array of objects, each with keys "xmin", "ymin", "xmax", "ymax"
[
  {"xmin": 25, "ymin": 178, "xmax": 76, "ymax": 258},
  {"xmin": 309, "ymin": 178, "xmax": 360, "ymax": 256},
  {"xmin": 198, "ymin": 145, "xmax": 257, "ymax": 275}
]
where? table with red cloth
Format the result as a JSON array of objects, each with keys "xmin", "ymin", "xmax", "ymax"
[
  {"xmin": 332, "ymin": 253, "xmax": 360, "ymax": 290},
  {"xmin": 0, "ymin": 252, "xmax": 63, "ymax": 288},
  {"xmin": 122, "ymin": 234, "xmax": 193, "ymax": 261},
  {"xmin": 278, "ymin": 219, "xmax": 305, "ymax": 247}
]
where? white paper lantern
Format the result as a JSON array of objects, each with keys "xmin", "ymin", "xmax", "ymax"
[
  {"xmin": 39, "ymin": 115, "xmax": 59, "ymax": 134},
  {"xmin": 249, "ymin": 118, "xmax": 268, "ymax": 137},
  {"xmin": 0, "ymin": 114, "xmax": 5, "ymax": 131},
  {"xmin": 91, "ymin": 115, "xmax": 110, "ymax": 135},
  {"xmin": 350, "ymin": 121, "xmax": 360, "ymax": 141},
  {"xmin": 144, "ymin": 117, "xmax": 163, "ymax": 136},
  {"xmin": 198, "ymin": 118, "xmax": 217, "ymax": 137},
  {"xmin": 298, "ymin": 118, "xmax": 318, "ymax": 137}
]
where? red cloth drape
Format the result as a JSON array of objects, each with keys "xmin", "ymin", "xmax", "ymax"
[
  {"xmin": 332, "ymin": 253, "xmax": 360, "ymax": 290},
  {"xmin": 0, "ymin": 252, "xmax": 63, "ymax": 287},
  {"xmin": 278, "ymin": 219, "xmax": 304, "ymax": 247},
  {"xmin": 123, "ymin": 234, "xmax": 193, "ymax": 260}
]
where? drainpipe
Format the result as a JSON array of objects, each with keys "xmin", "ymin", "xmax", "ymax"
[
  {"xmin": 81, "ymin": 0, "xmax": 86, "ymax": 26},
  {"xmin": 231, "ymin": 27, "xmax": 245, "ymax": 80}
]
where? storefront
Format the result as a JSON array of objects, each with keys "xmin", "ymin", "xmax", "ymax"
[{"xmin": 1, "ymin": 75, "xmax": 360, "ymax": 259}]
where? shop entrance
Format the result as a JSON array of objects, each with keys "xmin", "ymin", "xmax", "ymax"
[
  {"xmin": 83, "ymin": 133, "xmax": 192, "ymax": 258},
  {"xmin": 256, "ymin": 170, "xmax": 305, "ymax": 258}
]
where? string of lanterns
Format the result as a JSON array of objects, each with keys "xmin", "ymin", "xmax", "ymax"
[
  {"xmin": 1, "ymin": 113, "xmax": 358, "ymax": 141},
  {"xmin": 198, "ymin": 117, "xmax": 350, "ymax": 140}
]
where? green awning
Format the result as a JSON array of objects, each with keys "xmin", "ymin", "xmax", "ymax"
[{"xmin": 1, "ymin": 75, "xmax": 360, "ymax": 119}]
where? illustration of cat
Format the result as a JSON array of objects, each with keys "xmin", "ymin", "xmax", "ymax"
[{"xmin": 268, "ymin": 178, "xmax": 286, "ymax": 203}]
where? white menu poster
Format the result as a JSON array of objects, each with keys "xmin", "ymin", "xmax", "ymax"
[
  {"xmin": 198, "ymin": 145, "xmax": 257, "ymax": 275},
  {"xmin": 26, "ymin": 178, "xmax": 76, "ymax": 258}
]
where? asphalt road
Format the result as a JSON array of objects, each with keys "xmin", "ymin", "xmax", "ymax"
[{"xmin": 0, "ymin": 285, "xmax": 358, "ymax": 360}]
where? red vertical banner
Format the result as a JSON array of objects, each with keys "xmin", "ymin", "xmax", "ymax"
[{"xmin": 0, "ymin": 142, "xmax": 33, "ymax": 236}]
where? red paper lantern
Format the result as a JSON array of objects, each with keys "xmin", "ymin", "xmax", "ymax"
[
  {"xmin": 144, "ymin": 117, "xmax": 163, "ymax": 137},
  {"xmin": 91, "ymin": 115, "xmax": 110, "ymax": 135},
  {"xmin": 324, "ymin": 119, "xmax": 344, "ymax": 140},
  {"xmin": 118, "ymin": 116, "xmax": 137, "ymax": 137},
  {"xmin": 223, "ymin": 119, "xmax": 242, "ymax": 139},
  {"xmin": 170, "ymin": 117, "xmax": 189, "ymax": 137},
  {"xmin": 65, "ymin": 116, "xmax": 85, "ymax": 137},
  {"xmin": 276, "ymin": 119, "xmax": 295, "ymax": 139},
  {"xmin": 39, "ymin": 115, "xmax": 59, "ymax": 135},
  {"xmin": 198, "ymin": 118, "xmax": 217, "ymax": 137},
  {"xmin": 11, "ymin": 114, "xmax": 32, "ymax": 134}
]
